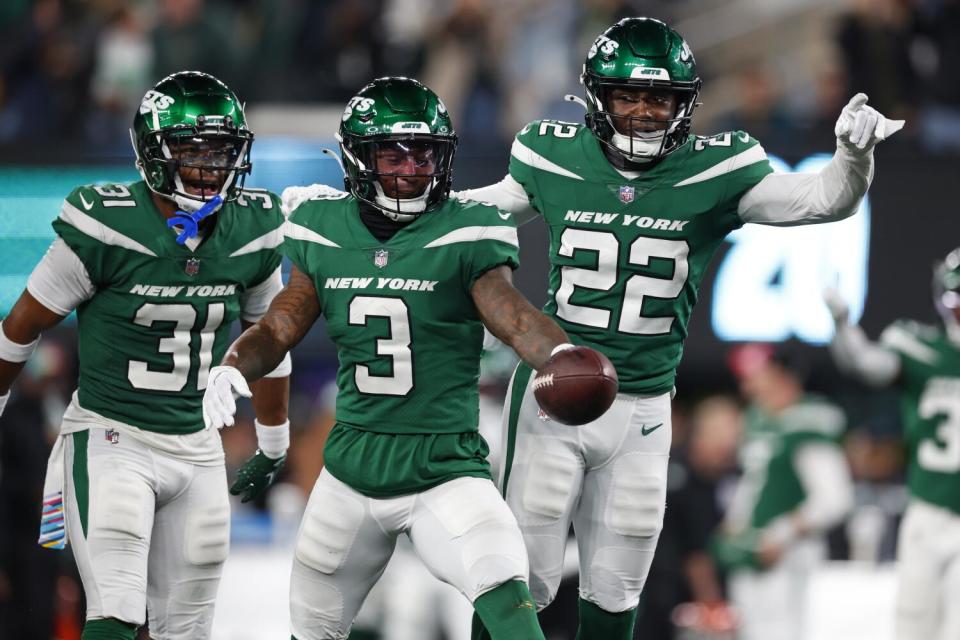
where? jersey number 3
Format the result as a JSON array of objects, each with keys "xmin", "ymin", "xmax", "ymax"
[
  {"xmin": 349, "ymin": 296, "xmax": 413, "ymax": 396},
  {"xmin": 556, "ymin": 229, "xmax": 689, "ymax": 335}
]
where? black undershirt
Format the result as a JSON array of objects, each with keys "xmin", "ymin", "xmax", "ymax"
[{"xmin": 359, "ymin": 203, "xmax": 410, "ymax": 242}]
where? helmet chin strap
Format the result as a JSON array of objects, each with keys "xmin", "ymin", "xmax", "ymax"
[{"xmin": 372, "ymin": 180, "xmax": 433, "ymax": 222}]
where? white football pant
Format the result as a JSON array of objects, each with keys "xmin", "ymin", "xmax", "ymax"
[
  {"xmin": 63, "ymin": 427, "xmax": 230, "ymax": 639},
  {"xmin": 896, "ymin": 498, "xmax": 960, "ymax": 640},
  {"xmin": 289, "ymin": 469, "xmax": 529, "ymax": 640},
  {"xmin": 497, "ymin": 363, "xmax": 671, "ymax": 613}
]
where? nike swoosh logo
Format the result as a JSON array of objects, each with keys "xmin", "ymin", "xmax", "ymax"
[
  {"xmin": 641, "ymin": 423, "xmax": 663, "ymax": 436},
  {"xmin": 498, "ymin": 211, "xmax": 511, "ymax": 220},
  {"xmin": 78, "ymin": 192, "xmax": 94, "ymax": 211}
]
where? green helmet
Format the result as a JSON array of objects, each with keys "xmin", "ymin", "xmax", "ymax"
[
  {"xmin": 131, "ymin": 71, "xmax": 253, "ymax": 212},
  {"xmin": 582, "ymin": 17, "xmax": 701, "ymax": 164},
  {"xmin": 338, "ymin": 77, "xmax": 457, "ymax": 221},
  {"xmin": 934, "ymin": 247, "xmax": 960, "ymax": 343}
]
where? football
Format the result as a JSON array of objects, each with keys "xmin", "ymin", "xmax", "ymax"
[{"xmin": 533, "ymin": 346, "xmax": 619, "ymax": 425}]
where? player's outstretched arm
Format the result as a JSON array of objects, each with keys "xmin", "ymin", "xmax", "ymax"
[
  {"xmin": 823, "ymin": 287, "xmax": 901, "ymax": 387},
  {"xmin": 0, "ymin": 291, "xmax": 68, "ymax": 416},
  {"xmin": 471, "ymin": 265, "xmax": 569, "ymax": 370},
  {"xmin": 738, "ymin": 93, "xmax": 903, "ymax": 226},
  {"xmin": 204, "ymin": 267, "xmax": 320, "ymax": 430},
  {"xmin": 456, "ymin": 175, "xmax": 540, "ymax": 226}
]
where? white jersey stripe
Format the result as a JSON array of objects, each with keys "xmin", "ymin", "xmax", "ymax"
[
  {"xmin": 58, "ymin": 202, "xmax": 157, "ymax": 256},
  {"xmin": 510, "ymin": 138, "xmax": 584, "ymax": 181},
  {"xmin": 229, "ymin": 228, "xmax": 284, "ymax": 257},
  {"xmin": 424, "ymin": 225, "xmax": 519, "ymax": 249},
  {"xmin": 282, "ymin": 221, "xmax": 341, "ymax": 248},
  {"xmin": 673, "ymin": 144, "xmax": 768, "ymax": 187}
]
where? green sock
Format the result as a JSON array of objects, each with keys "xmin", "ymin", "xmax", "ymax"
[
  {"xmin": 472, "ymin": 580, "xmax": 545, "ymax": 640},
  {"xmin": 81, "ymin": 618, "xmax": 137, "ymax": 640},
  {"xmin": 575, "ymin": 598, "xmax": 638, "ymax": 640},
  {"xmin": 471, "ymin": 610, "xmax": 492, "ymax": 640}
]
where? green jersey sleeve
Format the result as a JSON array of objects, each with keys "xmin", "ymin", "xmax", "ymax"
[
  {"xmin": 700, "ymin": 131, "xmax": 774, "ymax": 227},
  {"xmin": 52, "ymin": 184, "xmax": 152, "ymax": 287},
  {"xmin": 237, "ymin": 189, "xmax": 285, "ymax": 285},
  {"xmin": 507, "ymin": 120, "xmax": 583, "ymax": 215},
  {"xmin": 456, "ymin": 200, "xmax": 521, "ymax": 290}
]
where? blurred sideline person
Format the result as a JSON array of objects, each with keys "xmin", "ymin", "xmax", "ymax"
[
  {"xmin": 715, "ymin": 344, "xmax": 853, "ymax": 640},
  {"xmin": 202, "ymin": 77, "xmax": 601, "ymax": 640},
  {"xmin": 455, "ymin": 16, "xmax": 900, "ymax": 639},
  {"xmin": 0, "ymin": 342, "xmax": 71, "ymax": 640},
  {"xmin": 825, "ymin": 248, "xmax": 960, "ymax": 640},
  {"xmin": 0, "ymin": 71, "xmax": 291, "ymax": 640}
]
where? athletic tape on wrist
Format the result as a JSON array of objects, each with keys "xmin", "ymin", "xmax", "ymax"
[
  {"xmin": 0, "ymin": 321, "xmax": 40, "ymax": 363},
  {"xmin": 255, "ymin": 419, "xmax": 290, "ymax": 459},
  {"xmin": 263, "ymin": 352, "xmax": 292, "ymax": 378}
]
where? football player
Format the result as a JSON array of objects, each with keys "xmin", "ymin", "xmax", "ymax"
[
  {"xmin": 718, "ymin": 344, "xmax": 853, "ymax": 640},
  {"xmin": 0, "ymin": 71, "xmax": 291, "ymax": 640},
  {"xmin": 202, "ymin": 77, "xmax": 589, "ymax": 640},
  {"xmin": 455, "ymin": 17, "xmax": 901, "ymax": 639},
  {"xmin": 825, "ymin": 250, "xmax": 960, "ymax": 640}
]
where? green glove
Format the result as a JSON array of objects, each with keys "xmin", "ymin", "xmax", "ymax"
[{"xmin": 229, "ymin": 450, "xmax": 286, "ymax": 503}]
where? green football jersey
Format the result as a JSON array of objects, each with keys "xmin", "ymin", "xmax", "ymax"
[
  {"xmin": 52, "ymin": 181, "xmax": 284, "ymax": 434},
  {"xmin": 737, "ymin": 396, "xmax": 845, "ymax": 529},
  {"xmin": 881, "ymin": 320, "xmax": 960, "ymax": 513},
  {"xmin": 283, "ymin": 192, "xmax": 519, "ymax": 496},
  {"xmin": 510, "ymin": 121, "xmax": 773, "ymax": 395}
]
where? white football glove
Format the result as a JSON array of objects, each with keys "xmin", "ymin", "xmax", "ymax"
[
  {"xmin": 203, "ymin": 366, "xmax": 252, "ymax": 430},
  {"xmin": 822, "ymin": 287, "xmax": 850, "ymax": 326},
  {"xmin": 280, "ymin": 183, "xmax": 347, "ymax": 216},
  {"xmin": 834, "ymin": 93, "xmax": 904, "ymax": 154},
  {"xmin": 0, "ymin": 391, "xmax": 8, "ymax": 418}
]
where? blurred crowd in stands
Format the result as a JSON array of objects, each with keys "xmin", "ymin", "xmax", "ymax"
[{"xmin": 1, "ymin": 0, "xmax": 959, "ymax": 151}]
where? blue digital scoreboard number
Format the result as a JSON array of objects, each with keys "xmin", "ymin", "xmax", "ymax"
[{"xmin": 711, "ymin": 153, "xmax": 870, "ymax": 344}]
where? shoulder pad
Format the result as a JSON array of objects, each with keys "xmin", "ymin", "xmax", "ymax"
[
  {"xmin": 782, "ymin": 398, "xmax": 845, "ymax": 437},
  {"xmin": 65, "ymin": 183, "xmax": 141, "ymax": 216},
  {"xmin": 690, "ymin": 130, "xmax": 763, "ymax": 156},
  {"xmin": 880, "ymin": 320, "xmax": 941, "ymax": 363},
  {"xmin": 515, "ymin": 119, "xmax": 585, "ymax": 151},
  {"xmin": 236, "ymin": 189, "xmax": 281, "ymax": 212}
]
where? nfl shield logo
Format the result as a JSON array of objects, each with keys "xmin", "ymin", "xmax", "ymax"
[
  {"xmin": 618, "ymin": 185, "xmax": 635, "ymax": 204},
  {"xmin": 374, "ymin": 249, "xmax": 389, "ymax": 268},
  {"xmin": 185, "ymin": 258, "xmax": 200, "ymax": 276},
  {"xmin": 105, "ymin": 429, "xmax": 120, "ymax": 444}
]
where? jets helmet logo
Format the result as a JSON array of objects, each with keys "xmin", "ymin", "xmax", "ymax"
[
  {"xmin": 139, "ymin": 90, "xmax": 175, "ymax": 115},
  {"xmin": 588, "ymin": 35, "xmax": 618, "ymax": 60}
]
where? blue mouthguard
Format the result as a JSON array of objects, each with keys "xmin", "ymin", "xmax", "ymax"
[{"xmin": 167, "ymin": 195, "xmax": 224, "ymax": 245}]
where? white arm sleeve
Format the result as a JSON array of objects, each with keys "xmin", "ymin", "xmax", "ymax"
[
  {"xmin": 457, "ymin": 174, "xmax": 539, "ymax": 225},
  {"xmin": 26, "ymin": 238, "xmax": 95, "ymax": 315},
  {"xmin": 737, "ymin": 144, "xmax": 874, "ymax": 226},
  {"xmin": 794, "ymin": 443, "xmax": 855, "ymax": 532},
  {"xmin": 240, "ymin": 267, "xmax": 283, "ymax": 323},
  {"xmin": 829, "ymin": 323, "xmax": 901, "ymax": 387}
]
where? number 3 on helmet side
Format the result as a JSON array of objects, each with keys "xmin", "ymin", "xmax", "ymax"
[
  {"xmin": 349, "ymin": 296, "xmax": 414, "ymax": 396},
  {"xmin": 555, "ymin": 228, "xmax": 690, "ymax": 335}
]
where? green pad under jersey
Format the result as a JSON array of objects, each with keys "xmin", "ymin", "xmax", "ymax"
[
  {"xmin": 881, "ymin": 320, "xmax": 960, "ymax": 513},
  {"xmin": 509, "ymin": 121, "xmax": 773, "ymax": 395},
  {"xmin": 52, "ymin": 181, "xmax": 284, "ymax": 434},
  {"xmin": 284, "ymin": 192, "xmax": 519, "ymax": 492},
  {"xmin": 736, "ymin": 395, "xmax": 846, "ymax": 529}
]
